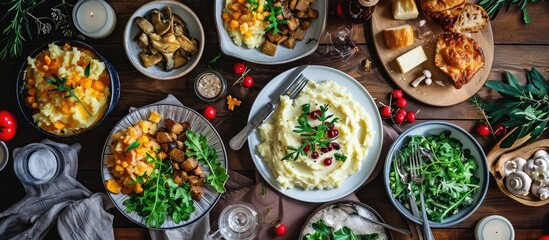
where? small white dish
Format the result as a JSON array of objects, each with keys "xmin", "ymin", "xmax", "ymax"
[
  {"xmin": 0, "ymin": 141, "xmax": 7, "ymax": 171},
  {"xmin": 124, "ymin": 1, "xmax": 205, "ymax": 80},
  {"xmin": 214, "ymin": 0, "xmax": 327, "ymax": 65}
]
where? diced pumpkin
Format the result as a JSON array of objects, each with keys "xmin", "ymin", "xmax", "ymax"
[
  {"xmin": 105, "ymin": 179, "xmax": 122, "ymax": 194},
  {"xmin": 53, "ymin": 121, "xmax": 65, "ymax": 130},
  {"xmin": 105, "ymin": 155, "xmax": 116, "ymax": 167},
  {"xmin": 133, "ymin": 183, "xmax": 143, "ymax": 194},
  {"xmin": 157, "ymin": 151, "xmax": 168, "ymax": 160},
  {"xmin": 149, "ymin": 111, "xmax": 162, "ymax": 123},
  {"xmin": 43, "ymin": 55, "xmax": 52, "ymax": 65},
  {"xmin": 138, "ymin": 120, "xmax": 152, "ymax": 133},
  {"xmin": 92, "ymin": 80, "xmax": 105, "ymax": 92}
]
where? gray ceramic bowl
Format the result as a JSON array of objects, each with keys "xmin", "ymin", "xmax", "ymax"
[
  {"xmin": 124, "ymin": 1, "xmax": 204, "ymax": 80},
  {"xmin": 383, "ymin": 121, "xmax": 489, "ymax": 227},
  {"xmin": 0, "ymin": 141, "xmax": 8, "ymax": 171}
]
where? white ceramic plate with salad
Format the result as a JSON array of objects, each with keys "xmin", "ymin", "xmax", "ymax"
[
  {"xmin": 383, "ymin": 121, "xmax": 489, "ymax": 227},
  {"xmin": 247, "ymin": 65, "xmax": 383, "ymax": 203},
  {"xmin": 214, "ymin": 0, "xmax": 327, "ymax": 65},
  {"xmin": 101, "ymin": 104, "xmax": 227, "ymax": 229}
]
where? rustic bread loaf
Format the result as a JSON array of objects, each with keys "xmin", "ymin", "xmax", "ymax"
[
  {"xmin": 452, "ymin": 3, "xmax": 490, "ymax": 33},
  {"xmin": 383, "ymin": 24, "xmax": 414, "ymax": 50},
  {"xmin": 421, "ymin": 0, "xmax": 465, "ymax": 30},
  {"xmin": 434, "ymin": 32, "xmax": 485, "ymax": 89}
]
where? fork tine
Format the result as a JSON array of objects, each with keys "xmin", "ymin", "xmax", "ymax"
[{"xmin": 287, "ymin": 75, "xmax": 308, "ymax": 98}]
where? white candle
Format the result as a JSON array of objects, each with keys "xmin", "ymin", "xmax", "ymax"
[
  {"xmin": 73, "ymin": 0, "xmax": 117, "ymax": 39},
  {"xmin": 475, "ymin": 215, "xmax": 515, "ymax": 240}
]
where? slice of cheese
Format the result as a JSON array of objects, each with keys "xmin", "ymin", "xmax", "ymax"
[
  {"xmin": 396, "ymin": 46, "xmax": 427, "ymax": 73},
  {"xmin": 392, "ymin": 0, "xmax": 419, "ymax": 20}
]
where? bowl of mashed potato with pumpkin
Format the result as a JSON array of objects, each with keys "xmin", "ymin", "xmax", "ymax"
[
  {"xmin": 257, "ymin": 80, "xmax": 374, "ymax": 190},
  {"xmin": 17, "ymin": 41, "xmax": 120, "ymax": 137}
]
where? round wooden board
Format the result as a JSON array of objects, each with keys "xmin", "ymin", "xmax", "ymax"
[{"xmin": 371, "ymin": 0, "xmax": 494, "ymax": 107}]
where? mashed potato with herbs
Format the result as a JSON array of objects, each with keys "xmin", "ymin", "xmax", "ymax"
[
  {"xmin": 257, "ymin": 81, "xmax": 374, "ymax": 190},
  {"xmin": 222, "ymin": 0, "xmax": 270, "ymax": 49},
  {"xmin": 24, "ymin": 43, "xmax": 111, "ymax": 136}
]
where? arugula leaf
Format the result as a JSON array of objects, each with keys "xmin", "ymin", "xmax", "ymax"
[
  {"xmin": 303, "ymin": 220, "xmax": 331, "ymax": 240},
  {"xmin": 125, "ymin": 153, "xmax": 194, "ymax": 228},
  {"xmin": 124, "ymin": 141, "xmax": 141, "ymax": 153},
  {"xmin": 303, "ymin": 220, "xmax": 379, "ymax": 240},
  {"xmin": 264, "ymin": 0, "xmax": 288, "ymax": 35},
  {"xmin": 185, "ymin": 130, "xmax": 228, "ymax": 193}
]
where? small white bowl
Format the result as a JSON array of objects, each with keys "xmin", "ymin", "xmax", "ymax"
[
  {"xmin": 0, "ymin": 141, "xmax": 8, "ymax": 171},
  {"xmin": 124, "ymin": 1, "xmax": 205, "ymax": 80}
]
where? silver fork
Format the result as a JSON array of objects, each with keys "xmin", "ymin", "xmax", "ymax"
[
  {"xmin": 410, "ymin": 144, "xmax": 434, "ymax": 240},
  {"xmin": 229, "ymin": 74, "xmax": 309, "ymax": 150}
]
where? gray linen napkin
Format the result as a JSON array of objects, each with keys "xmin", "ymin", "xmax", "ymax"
[{"xmin": 0, "ymin": 139, "xmax": 115, "ymax": 240}]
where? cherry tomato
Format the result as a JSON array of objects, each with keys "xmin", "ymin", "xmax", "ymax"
[
  {"xmin": 202, "ymin": 106, "xmax": 217, "ymax": 120},
  {"xmin": 538, "ymin": 235, "xmax": 549, "ymax": 240},
  {"xmin": 494, "ymin": 123, "xmax": 507, "ymax": 138},
  {"xmin": 476, "ymin": 123, "xmax": 490, "ymax": 137},
  {"xmin": 392, "ymin": 89, "xmax": 403, "ymax": 99},
  {"xmin": 233, "ymin": 62, "xmax": 246, "ymax": 75},
  {"xmin": 406, "ymin": 112, "xmax": 416, "ymax": 123},
  {"xmin": 274, "ymin": 223, "xmax": 287, "ymax": 236},
  {"xmin": 380, "ymin": 106, "xmax": 392, "ymax": 118},
  {"xmin": 395, "ymin": 98, "xmax": 408, "ymax": 108},
  {"xmin": 0, "ymin": 110, "xmax": 17, "ymax": 141},
  {"xmin": 242, "ymin": 75, "xmax": 254, "ymax": 88},
  {"xmin": 394, "ymin": 113, "xmax": 405, "ymax": 124}
]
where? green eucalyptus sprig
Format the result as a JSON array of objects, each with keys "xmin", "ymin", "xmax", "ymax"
[
  {"xmin": 470, "ymin": 67, "xmax": 549, "ymax": 148},
  {"xmin": 43, "ymin": 74, "xmax": 94, "ymax": 117},
  {"xmin": 478, "ymin": 0, "xmax": 544, "ymax": 24},
  {"xmin": 0, "ymin": 0, "xmax": 46, "ymax": 59}
]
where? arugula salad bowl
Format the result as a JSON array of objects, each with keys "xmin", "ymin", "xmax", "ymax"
[
  {"xmin": 383, "ymin": 121, "xmax": 489, "ymax": 227},
  {"xmin": 101, "ymin": 104, "xmax": 227, "ymax": 229}
]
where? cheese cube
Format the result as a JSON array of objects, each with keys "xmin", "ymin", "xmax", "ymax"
[
  {"xmin": 396, "ymin": 46, "xmax": 427, "ymax": 73},
  {"xmin": 392, "ymin": 0, "xmax": 419, "ymax": 20}
]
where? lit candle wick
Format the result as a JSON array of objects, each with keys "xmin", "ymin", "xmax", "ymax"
[{"xmin": 90, "ymin": 12, "xmax": 94, "ymax": 18}]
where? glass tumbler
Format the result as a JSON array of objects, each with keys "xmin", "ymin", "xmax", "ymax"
[{"xmin": 209, "ymin": 203, "xmax": 261, "ymax": 240}]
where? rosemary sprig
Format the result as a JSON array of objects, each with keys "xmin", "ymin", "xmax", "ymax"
[
  {"xmin": 282, "ymin": 104, "xmax": 341, "ymax": 161},
  {"xmin": 43, "ymin": 74, "xmax": 93, "ymax": 117},
  {"xmin": 478, "ymin": 0, "xmax": 544, "ymax": 23},
  {"xmin": 0, "ymin": 0, "xmax": 46, "ymax": 59},
  {"xmin": 470, "ymin": 67, "xmax": 549, "ymax": 148}
]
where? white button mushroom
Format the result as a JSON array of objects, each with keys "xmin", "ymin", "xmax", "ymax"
[
  {"xmin": 531, "ymin": 180, "xmax": 544, "ymax": 197},
  {"xmin": 423, "ymin": 69, "xmax": 432, "ymax": 78},
  {"xmin": 505, "ymin": 171, "xmax": 532, "ymax": 197},
  {"xmin": 534, "ymin": 150, "xmax": 549, "ymax": 160},
  {"xmin": 411, "ymin": 70, "xmax": 432, "ymax": 88},
  {"xmin": 539, "ymin": 187, "xmax": 549, "ymax": 200},
  {"xmin": 504, "ymin": 157, "xmax": 527, "ymax": 177},
  {"xmin": 425, "ymin": 78, "xmax": 432, "ymax": 85}
]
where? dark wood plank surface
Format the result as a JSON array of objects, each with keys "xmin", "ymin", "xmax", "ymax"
[{"xmin": 0, "ymin": 0, "xmax": 548, "ymax": 239}]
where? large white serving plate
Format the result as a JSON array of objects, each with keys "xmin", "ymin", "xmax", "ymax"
[
  {"xmin": 214, "ymin": 0, "xmax": 327, "ymax": 65},
  {"xmin": 101, "ymin": 104, "xmax": 227, "ymax": 229},
  {"xmin": 247, "ymin": 65, "xmax": 383, "ymax": 202}
]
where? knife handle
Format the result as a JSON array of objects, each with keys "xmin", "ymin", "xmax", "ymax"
[{"xmin": 229, "ymin": 103, "xmax": 274, "ymax": 150}]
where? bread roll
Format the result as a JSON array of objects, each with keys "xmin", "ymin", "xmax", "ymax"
[
  {"xmin": 452, "ymin": 3, "xmax": 489, "ymax": 33},
  {"xmin": 383, "ymin": 24, "xmax": 414, "ymax": 50}
]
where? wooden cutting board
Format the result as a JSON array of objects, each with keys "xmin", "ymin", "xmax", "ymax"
[{"xmin": 371, "ymin": 0, "xmax": 494, "ymax": 107}]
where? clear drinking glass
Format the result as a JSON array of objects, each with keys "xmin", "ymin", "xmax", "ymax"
[{"xmin": 209, "ymin": 203, "xmax": 261, "ymax": 240}]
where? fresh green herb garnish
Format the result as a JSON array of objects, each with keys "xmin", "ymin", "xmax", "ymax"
[
  {"xmin": 248, "ymin": 0, "xmax": 260, "ymax": 11},
  {"xmin": 303, "ymin": 220, "xmax": 380, "ymax": 240},
  {"xmin": 185, "ymin": 130, "xmax": 228, "ymax": 193},
  {"xmin": 43, "ymin": 73, "xmax": 93, "ymax": 117},
  {"xmin": 207, "ymin": 52, "xmax": 221, "ymax": 69},
  {"xmin": 389, "ymin": 131, "xmax": 480, "ymax": 222},
  {"xmin": 124, "ymin": 141, "xmax": 141, "ymax": 153},
  {"xmin": 283, "ymin": 104, "xmax": 343, "ymax": 161},
  {"xmin": 334, "ymin": 153, "xmax": 347, "ymax": 162},
  {"xmin": 478, "ymin": 0, "xmax": 543, "ymax": 23},
  {"xmin": 84, "ymin": 62, "xmax": 91, "ymax": 77},
  {"xmin": 0, "ymin": 0, "xmax": 45, "ymax": 60},
  {"xmin": 470, "ymin": 67, "xmax": 549, "ymax": 148},
  {"xmin": 264, "ymin": 0, "xmax": 288, "ymax": 35},
  {"xmin": 125, "ymin": 153, "xmax": 195, "ymax": 228}
]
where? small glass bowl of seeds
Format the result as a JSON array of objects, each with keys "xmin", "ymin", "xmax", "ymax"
[{"xmin": 194, "ymin": 70, "xmax": 227, "ymax": 103}]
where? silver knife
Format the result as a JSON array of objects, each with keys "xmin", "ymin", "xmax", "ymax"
[{"xmin": 229, "ymin": 65, "xmax": 308, "ymax": 150}]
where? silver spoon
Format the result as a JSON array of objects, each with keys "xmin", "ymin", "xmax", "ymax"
[{"xmin": 335, "ymin": 203, "xmax": 412, "ymax": 237}]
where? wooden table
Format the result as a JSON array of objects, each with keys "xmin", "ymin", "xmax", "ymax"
[{"xmin": 1, "ymin": 1, "xmax": 548, "ymax": 239}]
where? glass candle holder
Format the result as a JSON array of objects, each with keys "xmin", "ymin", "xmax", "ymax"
[{"xmin": 72, "ymin": 0, "xmax": 117, "ymax": 39}]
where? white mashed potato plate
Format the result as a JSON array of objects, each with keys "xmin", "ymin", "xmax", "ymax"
[{"xmin": 247, "ymin": 65, "xmax": 383, "ymax": 202}]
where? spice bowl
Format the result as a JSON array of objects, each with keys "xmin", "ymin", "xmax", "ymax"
[{"xmin": 194, "ymin": 70, "xmax": 227, "ymax": 103}]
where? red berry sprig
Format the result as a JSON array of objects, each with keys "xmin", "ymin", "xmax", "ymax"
[
  {"xmin": 232, "ymin": 62, "xmax": 254, "ymax": 88},
  {"xmin": 378, "ymin": 89, "xmax": 419, "ymax": 126}
]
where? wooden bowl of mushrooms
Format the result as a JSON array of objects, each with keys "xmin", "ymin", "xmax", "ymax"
[
  {"xmin": 487, "ymin": 138, "xmax": 549, "ymax": 206},
  {"xmin": 123, "ymin": 1, "xmax": 204, "ymax": 80}
]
